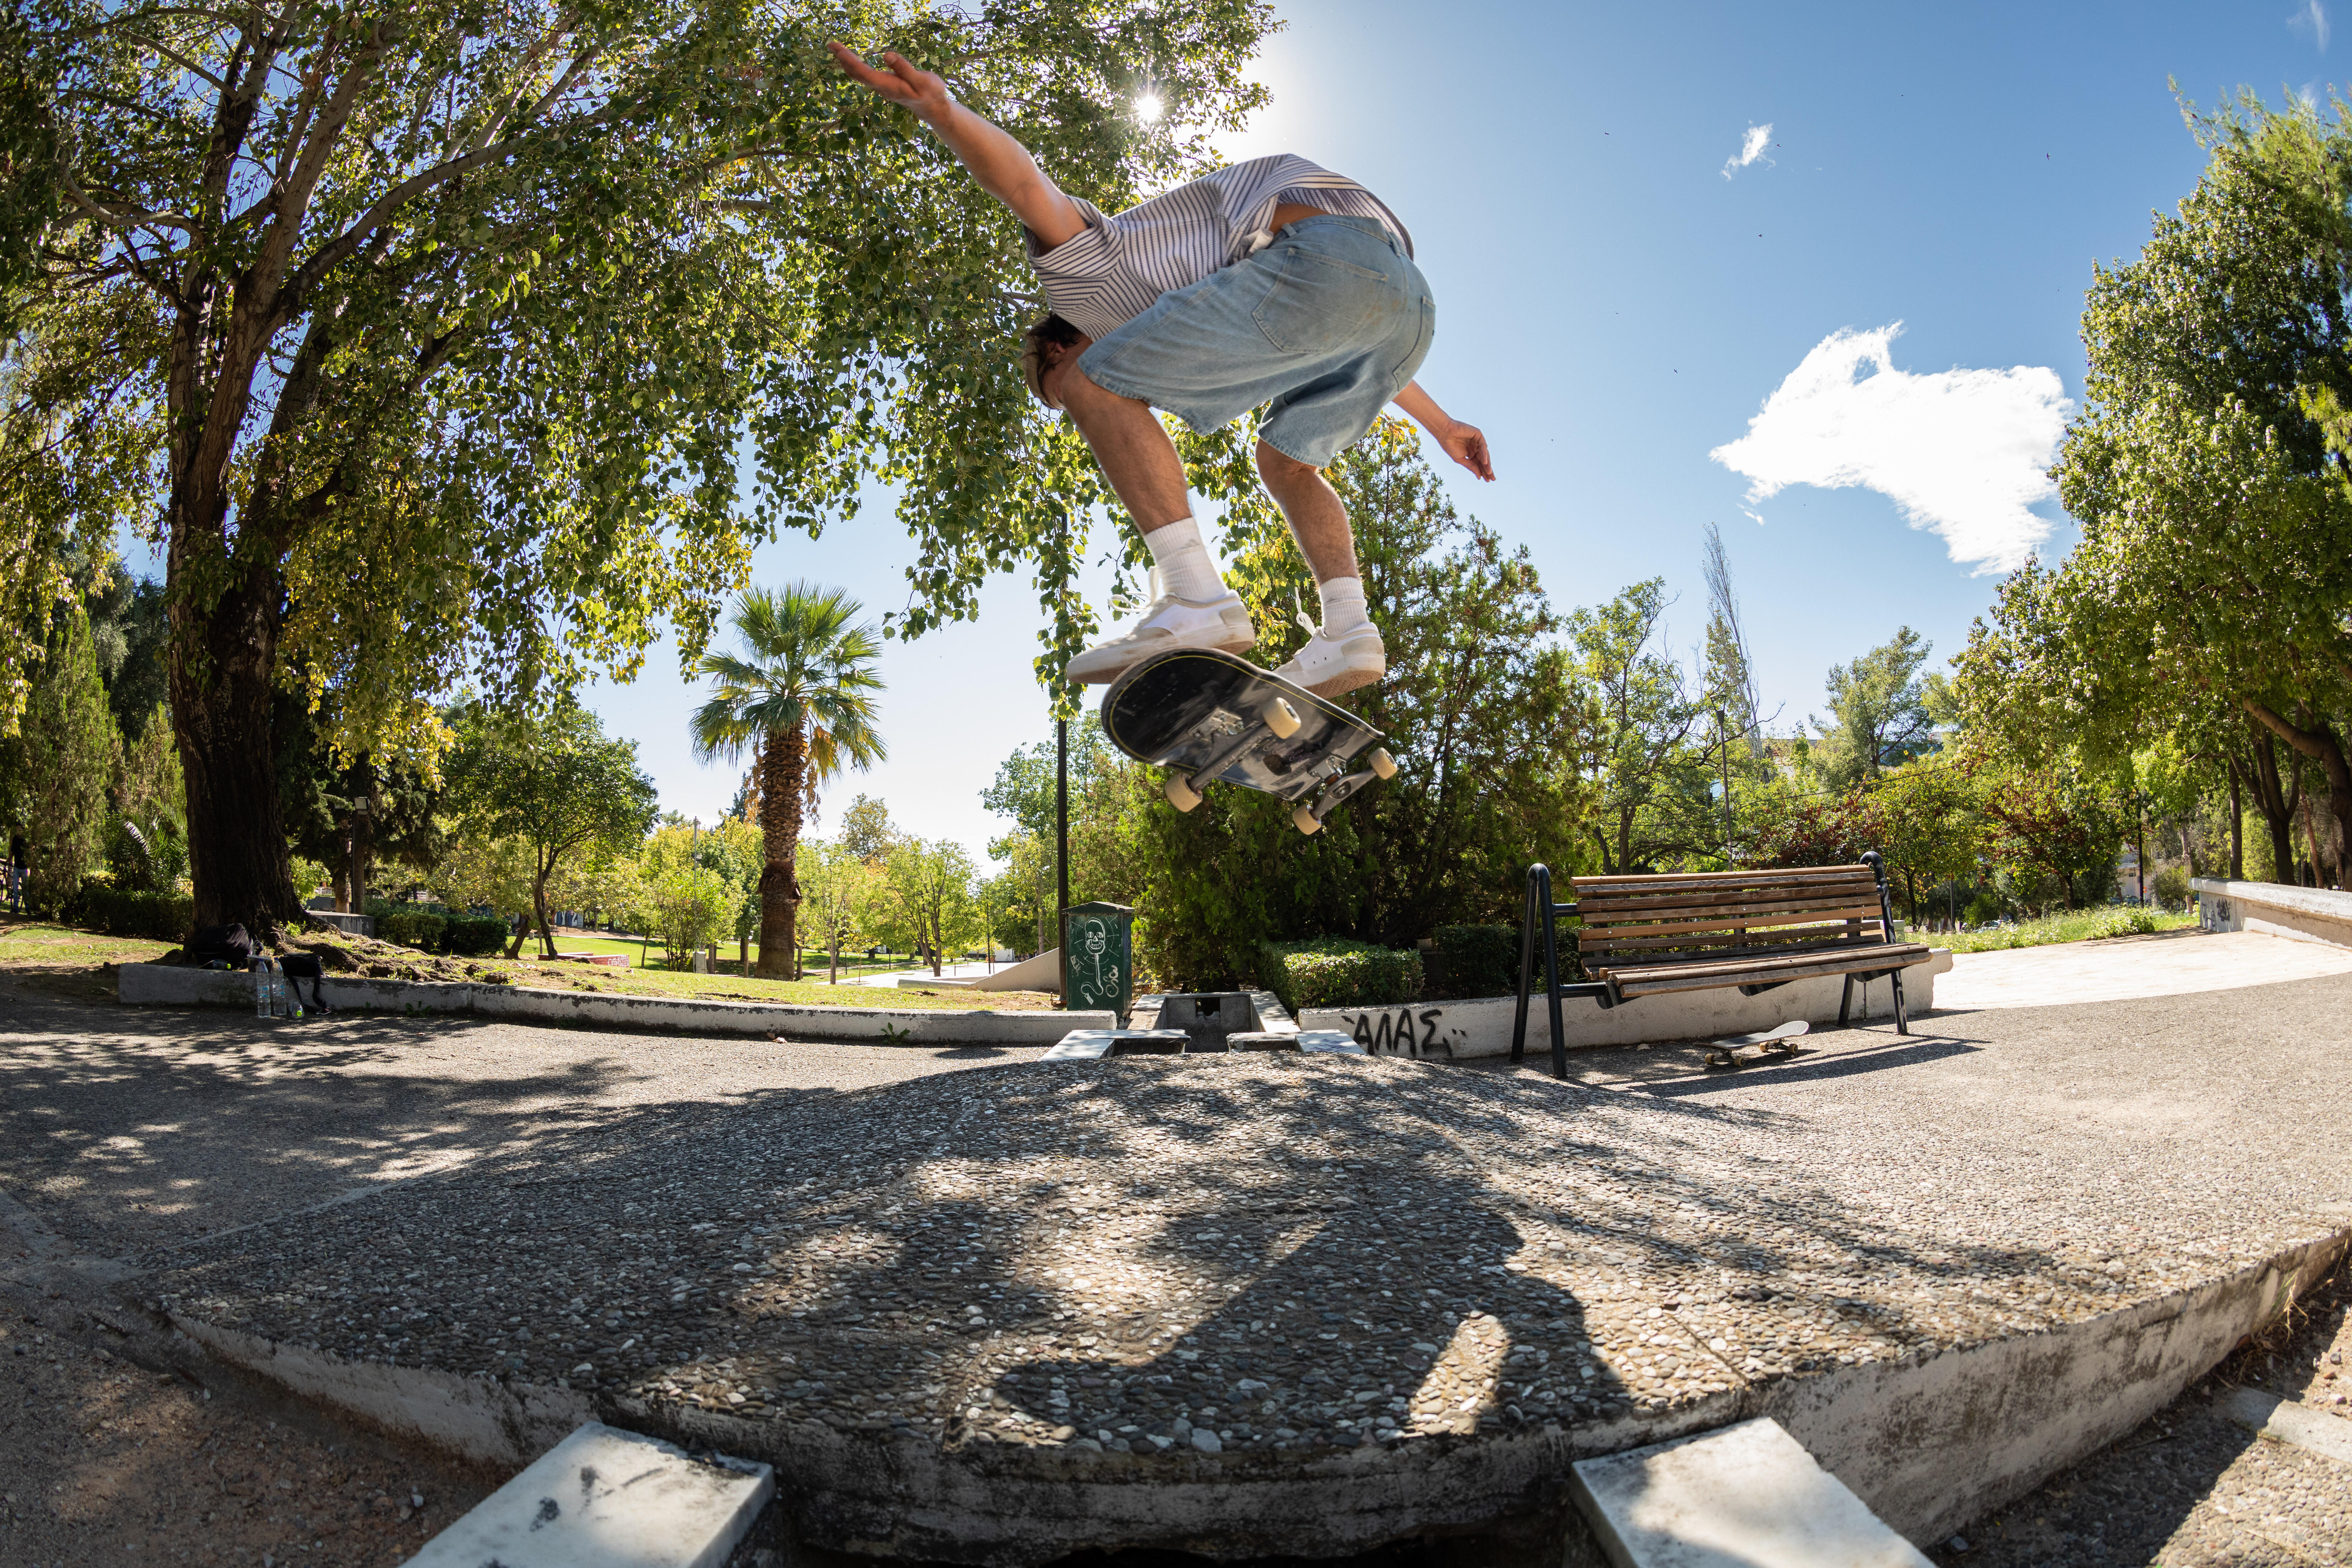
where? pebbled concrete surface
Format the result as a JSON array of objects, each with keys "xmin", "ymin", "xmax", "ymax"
[
  {"xmin": 129, "ymin": 972, "xmax": 2352, "ymax": 1560},
  {"xmin": 0, "ymin": 988, "xmax": 1043, "ymax": 1260}
]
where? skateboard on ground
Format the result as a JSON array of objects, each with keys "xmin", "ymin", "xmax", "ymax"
[
  {"xmin": 1702, "ymin": 1020, "xmax": 1810, "ymax": 1071},
  {"xmin": 1100, "ymin": 647, "xmax": 1395, "ymax": 835}
]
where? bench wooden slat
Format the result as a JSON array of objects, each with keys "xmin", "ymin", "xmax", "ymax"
[
  {"xmin": 1570, "ymin": 863, "xmax": 1877, "ymax": 889},
  {"xmin": 1573, "ymin": 902, "xmax": 1888, "ymax": 941},
  {"xmin": 1577, "ymin": 927, "xmax": 1886, "ymax": 957},
  {"xmin": 1568, "ymin": 881, "xmax": 1879, "ymax": 918},
  {"xmin": 1602, "ymin": 943, "xmax": 1934, "ymax": 996},
  {"xmin": 1595, "ymin": 939, "xmax": 1932, "ymax": 982}
]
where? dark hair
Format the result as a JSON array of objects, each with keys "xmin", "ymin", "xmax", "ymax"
[{"xmin": 1020, "ymin": 313, "xmax": 1084, "ymax": 401}]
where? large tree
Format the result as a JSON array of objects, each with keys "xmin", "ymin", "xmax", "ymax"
[
  {"xmin": 689, "ymin": 583, "xmax": 884, "ymax": 978},
  {"xmin": 1957, "ymin": 97, "xmax": 2352, "ymax": 875},
  {"xmin": 5, "ymin": 0, "xmax": 1275, "ymax": 934}
]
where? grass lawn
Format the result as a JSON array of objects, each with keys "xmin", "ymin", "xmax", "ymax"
[
  {"xmin": 0, "ymin": 919, "xmax": 178, "ymax": 968},
  {"xmin": 542, "ymin": 933, "xmax": 933, "ymax": 981},
  {"xmin": 0, "ymin": 917, "xmax": 1062, "ymax": 1013},
  {"xmin": 1937, "ymin": 907, "xmax": 2199, "ymax": 953},
  {"xmin": 494, "ymin": 960, "xmax": 1060, "ymax": 1011}
]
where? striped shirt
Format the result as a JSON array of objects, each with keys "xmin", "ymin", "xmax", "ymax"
[{"xmin": 1026, "ymin": 154, "xmax": 1412, "ymax": 341}]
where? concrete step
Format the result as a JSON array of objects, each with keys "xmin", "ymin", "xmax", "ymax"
[
  {"xmin": 403, "ymin": 1421, "xmax": 771, "ymax": 1568},
  {"xmin": 2222, "ymin": 1384, "xmax": 2352, "ymax": 1465},
  {"xmin": 1568, "ymin": 1417, "xmax": 1930, "ymax": 1567}
]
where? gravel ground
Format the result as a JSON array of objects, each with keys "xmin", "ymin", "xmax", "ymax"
[
  {"xmin": 1921, "ymin": 1257, "xmax": 2352, "ymax": 1568},
  {"xmin": 11, "ymin": 967, "xmax": 2352, "ymax": 1561},
  {"xmin": 0, "ymin": 1296, "xmax": 500, "ymax": 1566},
  {"xmin": 0, "ymin": 982, "xmax": 1041, "ymax": 1259},
  {"xmin": 135, "ymin": 977, "xmax": 2352, "ymax": 1529}
]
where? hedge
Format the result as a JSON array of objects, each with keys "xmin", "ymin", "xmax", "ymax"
[
  {"xmin": 1256, "ymin": 937, "xmax": 1423, "ymax": 1012},
  {"xmin": 442, "ymin": 915, "xmax": 509, "ymax": 956},
  {"xmin": 1425, "ymin": 924, "xmax": 1521, "ymax": 999},
  {"xmin": 68, "ymin": 883, "xmax": 194, "ymax": 943},
  {"xmin": 377, "ymin": 910, "xmax": 446, "ymax": 951}
]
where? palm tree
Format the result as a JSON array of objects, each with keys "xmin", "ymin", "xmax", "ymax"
[{"xmin": 690, "ymin": 583, "xmax": 886, "ymax": 979}]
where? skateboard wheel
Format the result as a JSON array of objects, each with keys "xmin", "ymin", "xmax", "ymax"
[
  {"xmin": 1263, "ymin": 695, "xmax": 1302, "ymax": 739},
  {"xmin": 1292, "ymin": 804, "xmax": 1322, "ymax": 836},
  {"xmin": 1367, "ymin": 746, "xmax": 1397, "ymax": 780},
  {"xmin": 1165, "ymin": 774, "xmax": 1203, "ymax": 813}
]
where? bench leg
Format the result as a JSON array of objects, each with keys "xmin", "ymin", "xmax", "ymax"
[
  {"xmin": 1890, "ymin": 968, "xmax": 1909, "ymax": 1034},
  {"xmin": 1839, "ymin": 973, "xmax": 1855, "ymax": 1027}
]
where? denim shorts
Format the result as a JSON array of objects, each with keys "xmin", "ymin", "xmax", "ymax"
[{"xmin": 1077, "ymin": 214, "xmax": 1436, "ymax": 467}]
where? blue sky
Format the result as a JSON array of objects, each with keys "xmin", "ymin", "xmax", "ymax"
[{"xmin": 581, "ymin": 1, "xmax": 2332, "ymax": 856}]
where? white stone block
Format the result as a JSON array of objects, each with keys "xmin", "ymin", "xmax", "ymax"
[
  {"xmin": 1570, "ymin": 1416, "xmax": 1931, "ymax": 1567},
  {"xmin": 403, "ymin": 1421, "xmax": 771, "ymax": 1568}
]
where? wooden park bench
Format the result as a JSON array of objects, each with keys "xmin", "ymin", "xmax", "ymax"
[{"xmin": 1510, "ymin": 853, "xmax": 1935, "ymax": 1077}]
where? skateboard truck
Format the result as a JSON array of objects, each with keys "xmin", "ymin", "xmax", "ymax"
[
  {"xmin": 1701, "ymin": 1020, "xmax": 1809, "ymax": 1070},
  {"xmin": 1291, "ymin": 748, "xmax": 1397, "ymax": 835},
  {"xmin": 1165, "ymin": 693, "xmax": 1308, "ymax": 813}
]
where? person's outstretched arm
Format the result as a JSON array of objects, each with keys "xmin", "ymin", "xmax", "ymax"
[
  {"xmin": 827, "ymin": 43, "xmax": 1087, "ymax": 249},
  {"xmin": 1393, "ymin": 382, "xmax": 1495, "ymax": 481}
]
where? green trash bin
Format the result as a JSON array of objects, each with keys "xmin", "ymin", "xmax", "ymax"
[{"xmin": 1062, "ymin": 901, "xmax": 1134, "ymax": 1019}]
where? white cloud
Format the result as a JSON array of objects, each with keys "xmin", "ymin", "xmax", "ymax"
[
  {"xmin": 2292, "ymin": 0, "xmax": 2331, "ymax": 51},
  {"xmin": 1722, "ymin": 123, "xmax": 1774, "ymax": 179},
  {"xmin": 1708, "ymin": 324, "xmax": 2073, "ymax": 575}
]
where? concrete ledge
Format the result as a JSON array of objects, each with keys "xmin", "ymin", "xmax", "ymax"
[
  {"xmin": 2192, "ymin": 877, "xmax": 2352, "ymax": 950},
  {"xmin": 1569, "ymin": 1417, "xmax": 1930, "ymax": 1568},
  {"xmin": 2221, "ymin": 1385, "xmax": 2352, "ymax": 1466},
  {"xmin": 115, "ymin": 963, "xmax": 1111, "ymax": 1045},
  {"xmin": 405, "ymin": 1421, "xmax": 773, "ymax": 1568},
  {"xmin": 1300, "ymin": 952, "xmax": 1953, "ymax": 1060}
]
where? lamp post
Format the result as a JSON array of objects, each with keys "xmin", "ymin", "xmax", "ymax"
[{"xmin": 1716, "ymin": 707, "xmax": 1734, "ymax": 868}]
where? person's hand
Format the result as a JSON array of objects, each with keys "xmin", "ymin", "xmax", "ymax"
[
  {"xmin": 1436, "ymin": 420, "xmax": 1495, "ymax": 481},
  {"xmin": 825, "ymin": 42, "xmax": 952, "ymax": 120}
]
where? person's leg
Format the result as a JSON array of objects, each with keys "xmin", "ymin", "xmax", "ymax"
[
  {"xmin": 1057, "ymin": 367, "xmax": 1191, "ymax": 530},
  {"xmin": 1254, "ymin": 440, "xmax": 1358, "ymax": 583},
  {"xmin": 1055, "ymin": 363, "xmax": 1254, "ymax": 681},
  {"xmin": 1256, "ymin": 438, "xmax": 1384, "ymax": 698}
]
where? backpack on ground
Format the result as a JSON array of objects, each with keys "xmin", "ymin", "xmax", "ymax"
[{"xmin": 188, "ymin": 923, "xmax": 257, "ymax": 968}]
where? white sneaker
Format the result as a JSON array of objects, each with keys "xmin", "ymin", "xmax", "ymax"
[
  {"xmin": 1064, "ymin": 589, "xmax": 1256, "ymax": 684},
  {"xmin": 1274, "ymin": 618, "xmax": 1385, "ymax": 697}
]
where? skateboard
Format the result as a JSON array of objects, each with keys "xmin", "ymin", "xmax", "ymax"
[
  {"xmin": 1100, "ymin": 647, "xmax": 1395, "ymax": 835},
  {"xmin": 1702, "ymin": 1020, "xmax": 1809, "ymax": 1070}
]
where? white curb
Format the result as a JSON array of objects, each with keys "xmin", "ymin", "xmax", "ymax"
[{"xmin": 403, "ymin": 1421, "xmax": 771, "ymax": 1568}]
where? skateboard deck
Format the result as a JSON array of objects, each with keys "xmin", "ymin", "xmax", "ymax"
[
  {"xmin": 1100, "ymin": 647, "xmax": 1394, "ymax": 835},
  {"xmin": 1702, "ymin": 1019, "xmax": 1809, "ymax": 1071}
]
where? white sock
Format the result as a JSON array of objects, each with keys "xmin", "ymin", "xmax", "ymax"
[
  {"xmin": 1144, "ymin": 516, "xmax": 1225, "ymax": 602},
  {"xmin": 1317, "ymin": 575, "xmax": 1369, "ymax": 634}
]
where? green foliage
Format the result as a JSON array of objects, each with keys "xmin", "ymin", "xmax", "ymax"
[
  {"xmin": 442, "ymin": 702, "xmax": 658, "ymax": 954},
  {"xmin": 1426, "ymin": 925, "xmax": 1520, "ymax": 1001},
  {"xmin": 1567, "ymin": 578, "xmax": 1718, "ymax": 873},
  {"xmin": 874, "ymin": 837, "xmax": 979, "ymax": 975},
  {"xmin": 441, "ymin": 916, "xmax": 510, "ymax": 957},
  {"xmin": 1941, "ymin": 905, "xmax": 2187, "ymax": 952},
  {"xmin": 1255, "ymin": 938, "xmax": 1422, "ymax": 1013},
  {"xmin": 2, "ymin": 605, "xmax": 116, "ymax": 911},
  {"xmin": 640, "ymin": 862, "xmax": 732, "ymax": 967},
  {"xmin": 65, "ymin": 882, "xmax": 190, "ymax": 943},
  {"xmin": 378, "ymin": 911, "xmax": 447, "ymax": 951},
  {"xmin": 11, "ymin": 0, "xmax": 1276, "ymax": 929},
  {"xmin": 2153, "ymin": 864, "xmax": 2193, "ymax": 910},
  {"xmin": 1813, "ymin": 627, "xmax": 1938, "ymax": 787},
  {"xmin": 1958, "ymin": 99, "xmax": 2352, "ymax": 878}
]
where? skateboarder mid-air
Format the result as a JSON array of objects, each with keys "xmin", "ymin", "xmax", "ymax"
[{"xmin": 829, "ymin": 44, "xmax": 1494, "ymax": 698}]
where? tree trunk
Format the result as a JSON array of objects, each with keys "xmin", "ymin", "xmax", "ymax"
[
  {"xmin": 2227, "ymin": 763, "xmax": 2244, "ymax": 880},
  {"xmin": 754, "ymin": 729, "xmax": 806, "ymax": 979},
  {"xmin": 171, "ymin": 563, "xmax": 300, "ymax": 938},
  {"xmin": 2245, "ymin": 703, "xmax": 2352, "ymax": 893},
  {"xmin": 506, "ymin": 911, "xmax": 530, "ymax": 960},
  {"xmin": 2249, "ymin": 731, "xmax": 2298, "ymax": 884}
]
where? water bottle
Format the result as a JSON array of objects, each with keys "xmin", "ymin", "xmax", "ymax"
[{"xmin": 253, "ymin": 958, "xmax": 272, "ymax": 1017}]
